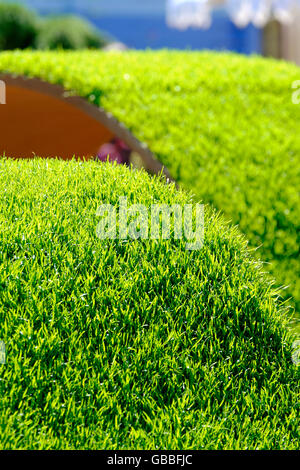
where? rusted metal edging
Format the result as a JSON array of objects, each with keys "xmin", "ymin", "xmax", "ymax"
[{"xmin": 0, "ymin": 73, "xmax": 174, "ymax": 182}]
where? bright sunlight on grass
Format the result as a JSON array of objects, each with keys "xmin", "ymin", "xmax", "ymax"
[{"xmin": 0, "ymin": 159, "xmax": 298, "ymax": 449}]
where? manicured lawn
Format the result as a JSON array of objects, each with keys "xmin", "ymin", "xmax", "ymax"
[
  {"xmin": 0, "ymin": 159, "xmax": 298, "ymax": 449},
  {"xmin": 0, "ymin": 50, "xmax": 298, "ymax": 328}
]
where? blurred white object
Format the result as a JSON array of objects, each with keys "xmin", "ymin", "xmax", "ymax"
[
  {"xmin": 102, "ymin": 41, "xmax": 128, "ymax": 51},
  {"xmin": 227, "ymin": 0, "xmax": 272, "ymax": 27},
  {"xmin": 227, "ymin": 0, "xmax": 253, "ymax": 27},
  {"xmin": 166, "ymin": 0, "xmax": 212, "ymax": 29},
  {"xmin": 251, "ymin": 0, "xmax": 273, "ymax": 27},
  {"xmin": 273, "ymin": 0, "xmax": 295, "ymax": 23},
  {"xmin": 166, "ymin": 0, "xmax": 299, "ymax": 29}
]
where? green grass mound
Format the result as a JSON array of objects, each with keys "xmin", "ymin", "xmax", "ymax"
[
  {"xmin": 0, "ymin": 50, "xmax": 298, "ymax": 322},
  {"xmin": 0, "ymin": 159, "xmax": 298, "ymax": 449}
]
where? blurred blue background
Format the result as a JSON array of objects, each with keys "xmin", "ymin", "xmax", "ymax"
[{"xmin": 7, "ymin": 0, "xmax": 262, "ymax": 53}]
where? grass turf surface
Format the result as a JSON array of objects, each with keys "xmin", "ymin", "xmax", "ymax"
[
  {"xmin": 0, "ymin": 159, "xmax": 299, "ymax": 449},
  {"xmin": 0, "ymin": 50, "xmax": 299, "ymax": 328}
]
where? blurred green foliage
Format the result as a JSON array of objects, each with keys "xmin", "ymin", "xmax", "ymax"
[
  {"xmin": 36, "ymin": 15, "xmax": 108, "ymax": 50},
  {"xmin": 0, "ymin": 3, "xmax": 38, "ymax": 50},
  {"xmin": 0, "ymin": 3, "xmax": 108, "ymax": 50}
]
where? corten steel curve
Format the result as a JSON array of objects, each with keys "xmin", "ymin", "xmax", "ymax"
[{"xmin": 0, "ymin": 74, "xmax": 171, "ymax": 178}]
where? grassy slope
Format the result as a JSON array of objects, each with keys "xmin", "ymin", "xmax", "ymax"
[
  {"xmin": 0, "ymin": 50, "xmax": 298, "ymax": 325},
  {"xmin": 0, "ymin": 158, "xmax": 299, "ymax": 449}
]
